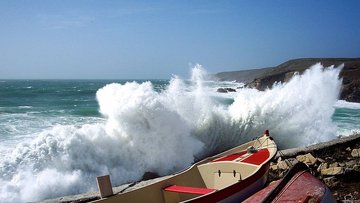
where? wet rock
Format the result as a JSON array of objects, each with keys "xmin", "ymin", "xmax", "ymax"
[
  {"xmin": 296, "ymin": 153, "xmax": 317, "ymax": 166},
  {"xmin": 321, "ymin": 167, "xmax": 345, "ymax": 176},
  {"xmin": 216, "ymin": 88, "xmax": 236, "ymax": 93},
  {"xmin": 225, "ymin": 88, "xmax": 236, "ymax": 92},
  {"xmin": 329, "ymin": 162, "xmax": 340, "ymax": 168},
  {"xmin": 217, "ymin": 88, "xmax": 228, "ymax": 93},
  {"xmin": 351, "ymin": 148, "xmax": 360, "ymax": 157}
]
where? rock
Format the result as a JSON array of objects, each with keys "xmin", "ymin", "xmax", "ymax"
[
  {"xmin": 296, "ymin": 153, "xmax": 317, "ymax": 166},
  {"xmin": 276, "ymin": 158, "xmax": 298, "ymax": 170},
  {"xmin": 345, "ymin": 160, "xmax": 356, "ymax": 168},
  {"xmin": 321, "ymin": 167, "xmax": 345, "ymax": 176},
  {"xmin": 323, "ymin": 176, "xmax": 340, "ymax": 188},
  {"xmin": 330, "ymin": 162, "xmax": 339, "ymax": 168},
  {"xmin": 216, "ymin": 88, "xmax": 236, "ymax": 93},
  {"xmin": 225, "ymin": 88, "xmax": 236, "ymax": 92},
  {"xmin": 317, "ymin": 158, "xmax": 326, "ymax": 163},
  {"xmin": 346, "ymin": 147, "xmax": 352, "ymax": 151},
  {"xmin": 317, "ymin": 162, "xmax": 329, "ymax": 173},
  {"xmin": 217, "ymin": 88, "xmax": 228, "ymax": 93},
  {"xmin": 270, "ymin": 162, "xmax": 278, "ymax": 171},
  {"xmin": 277, "ymin": 160, "xmax": 290, "ymax": 170},
  {"xmin": 351, "ymin": 148, "xmax": 360, "ymax": 157},
  {"xmin": 353, "ymin": 165, "xmax": 360, "ymax": 172},
  {"xmin": 142, "ymin": 172, "xmax": 159, "ymax": 181}
]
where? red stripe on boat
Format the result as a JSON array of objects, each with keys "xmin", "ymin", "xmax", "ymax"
[
  {"xmin": 164, "ymin": 185, "xmax": 216, "ymax": 195},
  {"xmin": 241, "ymin": 149, "xmax": 270, "ymax": 165},
  {"xmin": 212, "ymin": 151, "xmax": 247, "ymax": 162}
]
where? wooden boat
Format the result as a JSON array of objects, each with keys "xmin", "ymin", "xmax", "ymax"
[
  {"xmin": 243, "ymin": 162, "xmax": 337, "ymax": 203},
  {"xmin": 92, "ymin": 131, "xmax": 277, "ymax": 203}
]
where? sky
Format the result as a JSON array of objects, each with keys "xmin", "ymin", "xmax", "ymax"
[{"xmin": 0, "ymin": 0, "xmax": 359, "ymax": 79}]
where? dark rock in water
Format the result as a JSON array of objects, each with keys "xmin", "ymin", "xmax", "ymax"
[
  {"xmin": 216, "ymin": 88, "xmax": 236, "ymax": 93},
  {"xmin": 217, "ymin": 88, "xmax": 228, "ymax": 93},
  {"xmin": 215, "ymin": 58, "xmax": 360, "ymax": 103},
  {"xmin": 142, "ymin": 171, "xmax": 159, "ymax": 181},
  {"xmin": 225, "ymin": 88, "xmax": 236, "ymax": 92}
]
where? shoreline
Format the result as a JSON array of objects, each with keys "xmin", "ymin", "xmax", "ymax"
[{"xmin": 36, "ymin": 133, "xmax": 360, "ymax": 203}]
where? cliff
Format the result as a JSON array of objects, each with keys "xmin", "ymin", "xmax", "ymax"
[{"xmin": 215, "ymin": 58, "xmax": 360, "ymax": 103}]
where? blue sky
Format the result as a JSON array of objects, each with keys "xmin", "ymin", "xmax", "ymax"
[{"xmin": 1, "ymin": 1, "xmax": 359, "ymax": 79}]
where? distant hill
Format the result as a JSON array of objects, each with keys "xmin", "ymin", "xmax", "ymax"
[{"xmin": 215, "ymin": 58, "xmax": 360, "ymax": 103}]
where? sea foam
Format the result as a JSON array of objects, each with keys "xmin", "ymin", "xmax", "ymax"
[{"xmin": 0, "ymin": 63, "xmax": 342, "ymax": 202}]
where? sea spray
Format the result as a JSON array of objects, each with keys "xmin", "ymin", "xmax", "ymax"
[
  {"xmin": 229, "ymin": 63, "xmax": 342, "ymax": 147},
  {"xmin": 0, "ymin": 63, "xmax": 343, "ymax": 202}
]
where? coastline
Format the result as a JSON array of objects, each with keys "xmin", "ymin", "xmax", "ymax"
[{"xmin": 36, "ymin": 133, "xmax": 360, "ymax": 203}]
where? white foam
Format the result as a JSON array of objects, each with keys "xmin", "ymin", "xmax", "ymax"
[
  {"xmin": 0, "ymin": 63, "xmax": 344, "ymax": 202},
  {"xmin": 335, "ymin": 100, "xmax": 360, "ymax": 109}
]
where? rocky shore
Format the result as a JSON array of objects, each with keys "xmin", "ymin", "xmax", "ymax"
[{"xmin": 37, "ymin": 134, "xmax": 360, "ymax": 203}]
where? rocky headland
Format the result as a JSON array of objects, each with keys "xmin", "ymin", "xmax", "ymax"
[{"xmin": 215, "ymin": 58, "xmax": 360, "ymax": 103}]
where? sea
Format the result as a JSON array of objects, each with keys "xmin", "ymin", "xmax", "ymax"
[{"xmin": 0, "ymin": 64, "xmax": 359, "ymax": 202}]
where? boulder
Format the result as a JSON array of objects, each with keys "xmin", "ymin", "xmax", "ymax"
[
  {"xmin": 321, "ymin": 167, "xmax": 345, "ymax": 176},
  {"xmin": 296, "ymin": 153, "xmax": 317, "ymax": 166}
]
